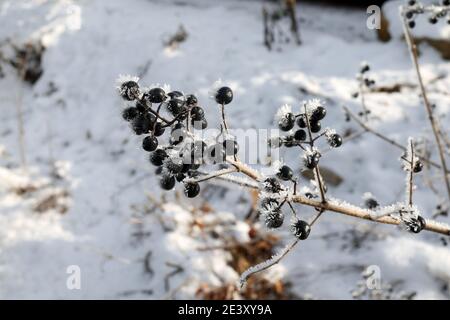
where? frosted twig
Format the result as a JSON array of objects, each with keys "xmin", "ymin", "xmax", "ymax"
[
  {"xmin": 400, "ymin": 6, "xmax": 450, "ymax": 202},
  {"xmin": 185, "ymin": 167, "xmax": 238, "ymax": 183},
  {"xmin": 239, "ymin": 238, "xmax": 299, "ymax": 288},
  {"xmin": 343, "ymin": 106, "xmax": 445, "ymax": 172}
]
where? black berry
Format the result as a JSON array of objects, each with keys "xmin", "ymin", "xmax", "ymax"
[
  {"xmin": 328, "ymin": 134, "xmax": 342, "ymax": 148},
  {"xmin": 304, "ymin": 152, "xmax": 320, "ymax": 169},
  {"xmin": 408, "ymin": 20, "xmax": 416, "ymax": 28},
  {"xmin": 167, "ymin": 98, "xmax": 184, "ymax": 116},
  {"xmin": 160, "ymin": 174, "xmax": 176, "ymax": 190},
  {"xmin": 186, "ymin": 94, "xmax": 198, "ymax": 106},
  {"xmin": 263, "ymin": 177, "xmax": 282, "ymax": 193},
  {"xmin": 311, "ymin": 106, "xmax": 327, "ymax": 121},
  {"xmin": 184, "ymin": 182, "xmax": 200, "ymax": 198},
  {"xmin": 365, "ymin": 198, "xmax": 379, "ymax": 209},
  {"xmin": 309, "ymin": 120, "xmax": 321, "ymax": 133},
  {"xmin": 215, "ymin": 87, "xmax": 233, "ymax": 105},
  {"xmin": 296, "ymin": 114, "xmax": 307, "ymax": 128},
  {"xmin": 410, "ymin": 216, "xmax": 426, "ymax": 233},
  {"xmin": 122, "ymin": 107, "xmax": 138, "ymax": 121},
  {"xmin": 429, "ymin": 16, "xmax": 438, "ymax": 24},
  {"xmin": 120, "ymin": 80, "xmax": 139, "ymax": 101},
  {"xmin": 413, "ymin": 160, "xmax": 423, "ymax": 173},
  {"xmin": 278, "ymin": 113, "xmax": 295, "ymax": 131},
  {"xmin": 150, "ymin": 149, "xmax": 168, "ymax": 166},
  {"xmin": 191, "ymin": 106, "xmax": 205, "ymax": 121},
  {"xmin": 277, "ymin": 165, "xmax": 293, "ymax": 181},
  {"xmin": 294, "ymin": 129, "xmax": 306, "ymax": 141},
  {"xmin": 153, "ymin": 122, "xmax": 165, "ymax": 137},
  {"xmin": 264, "ymin": 209, "xmax": 284, "ymax": 229},
  {"xmin": 142, "ymin": 136, "xmax": 158, "ymax": 152},
  {"xmin": 292, "ymin": 220, "xmax": 311, "ymax": 240},
  {"xmin": 147, "ymin": 88, "xmax": 166, "ymax": 103},
  {"xmin": 167, "ymin": 91, "xmax": 183, "ymax": 99},
  {"xmin": 131, "ymin": 114, "xmax": 152, "ymax": 135},
  {"xmin": 165, "ymin": 157, "xmax": 184, "ymax": 174}
]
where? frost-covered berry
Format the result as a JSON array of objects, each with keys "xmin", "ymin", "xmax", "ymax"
[
  {"xmin": 296, "ymin": 114, "xmax": 307, "ymax": 128},
  {"xmin": 184, "ymin": 182, "xmax": 200, "ymax": 198},
  {"xmin": 147, "ymin": 88, "xmax": 166, "ymax": 103},
  {"xmin": 191, "ymin": 106, "xmax": 205, "ymax": 121},
  {"xmin": 222, "ymin": 139, "xmax": 239, "ymax": 156},
  {"xmin": 142, "ymin": 136, "xmax": 158, "ymax": 152},
  {"xmin": 215, "ymin": 87, "xmax": 233, "ymax": 105},
  {"xmin": 167, "ymin": 91, "xmax": 183, "ymax": 99},
  {"xmin": 264, "ymin": 209, "xmax": 284, "ymax": 229},
  {"xmin": 328, "ymin": 134, "xmax": 342, "ymax": 148},
  {"xmin": 291, "ymin": 220, "xmax": 311, "ymax": 240},
  {"xmin": 160, "ymin": 174, "xmax": 176, "ymax": 190},
  {"xmin": 164, "ymin": 157, "xmax": 184, "ymax": 174},
  {"xmin": 192, "ymin": 118, "xmax": 208, "ymax": 130},
  {"xmin": 294, "ymin": 129, "xmax": 306, "ymax": 141},
  {"xmin": 410, "ymin": 216, "xmax": 426, "ymax": 233},
  {"xmin": 360, "ymin": 63, "xmax": 370, "ymax": 73},
  {"xmin": 167, "ymin": 98, "xmax": 184, "ymax": 115},
  {"xmin": 122, "ymin": 107, "xmax": 138, "ymax": 121},
  {"xmin": 413, "ymin": 160, "xmax": 423, "ymax": 173},
  {"xmin": 283, "ymin": 135, "xmax": 296, "ymax": 148},
  {"xmin": 311, "ymin": 106, "xmax": 326, "ymax": 121},
  {"xmin": 429, "ymin": 16, "xmax": 438, "ymax": 24},
  {"xmin": 119, "ymin": 80, "xmax": 140, "ymax": 101},
  {"xmin": 186, "ymin": 94, "xmax": 198, "ymax": 106},
  {"xmin": 277, "ymin": 165, "xmax": 293, "ymax": 181},
  {"xmin": 278, "ymin": 112, "xmax": 295, "ymax": 131},
  {"xmin": 150, "ymin": 149, "xmax": 168, "ymax": 166},
  {"xmin": 132, "ymin": 114, "xmax": 152, "ymax": 135},
  {"xmin": 310, "ymin": 120, "xmax": 321, "ymax": 133},
  {"xmin": 304, "ymin": 151, "xmax": 320, "ymax": 169},
  {"xmin": 153, "ymin": 122, "xmax": 165, "ymax": 137},
  {"xmin": 260, "ymin": 197, "xmax": 279, "ymax": 209},
  {"xmin": 364, "ymin": 198, "xmax": 379, "ymax": 209},
  {"xmin": 263, "ymin": 177, "xmax": 282, "ymax": 193}
]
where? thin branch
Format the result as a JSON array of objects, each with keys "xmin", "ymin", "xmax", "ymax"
[
  {"xmin": 303, "ymin": 103, "xmax": 326, "ymax": 203},
  {"xmin": 221, "ymin": 156, "xmax": 450, "ymax": 236},
  {"xmin": 408, "ymin": 139, "xmax": 414, "ymax": 206},
  {"xmin": 185, "ymin": 167, "xmax": 237, "ymax": 183},
  {"xmin": 400, "ymin": 7, "xmax": 450, "ymax": 202},
  {"xmin": 343, "ymin": 106, "xmax": 446, "ymax": 172},
  {"xmin": 239, "ymin": 238, "xmax": 299, "ymax": 288}
]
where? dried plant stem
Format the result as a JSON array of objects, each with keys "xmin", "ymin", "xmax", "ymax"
[
  {"xmin": 239, "ymin": 238, "xmax": 299, "ymax": 288},
  {"xmin": 400, "ymin": 10, "xmax": 450, "ymax": 202},
  {"xmin": 303, "ymin": 103, "xmax": 326, "ymax": 203},
  {"xmin": 344, "ymin": 106, "xmax": 445, "ymax": 172},
  {"xmin": 186, "ymin": 167, "xmax": 237, "ymax": 183},
  {"xmin": 408, "ymin": 139, "xmax": 415, "ymax": 206},
  {"xmin": 221, "ymin": 156, "xmax": 450, "ymax": 236}
]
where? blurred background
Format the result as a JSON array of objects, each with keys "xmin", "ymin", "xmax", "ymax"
[{"xmin": 0, "ymin": 0, "xmax": 450, "ymax": 299}]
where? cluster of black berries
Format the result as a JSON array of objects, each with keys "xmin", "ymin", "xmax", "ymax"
[
  {"xmin": 404, "ymin": 0, "xmax": 450, "ymax": 28},
  {"xmin": 259, "ymin": 177, "xmax": 311, "ymax": 240},
  {"xmin": 117, "ymin": 77, "xmax": 238, "ymax": 198},
  {"xmin": 352, "ymin": 62, "xmax": 375, "ymax": 117},
  {"xmin": 271, "ymin": 101, "xmax": 342, "ymax": 171}
]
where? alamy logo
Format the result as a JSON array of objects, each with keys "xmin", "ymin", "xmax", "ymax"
[
  {"xmin": 66, "ymin": 265, "xmax": 81, "ymax": 290},
  {"xmin": 367, "ymin": 5, "xmax": 381, "ymax": 30}
]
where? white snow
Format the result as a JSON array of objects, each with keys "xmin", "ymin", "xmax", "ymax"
[{"xmin": 0, "ymin": 0, "xmax": 450, "ymax": 299}]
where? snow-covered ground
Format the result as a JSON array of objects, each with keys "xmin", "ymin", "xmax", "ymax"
[{"xmin": 0, "ymin": 0, "xmax": 450, "ymax": 299}]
